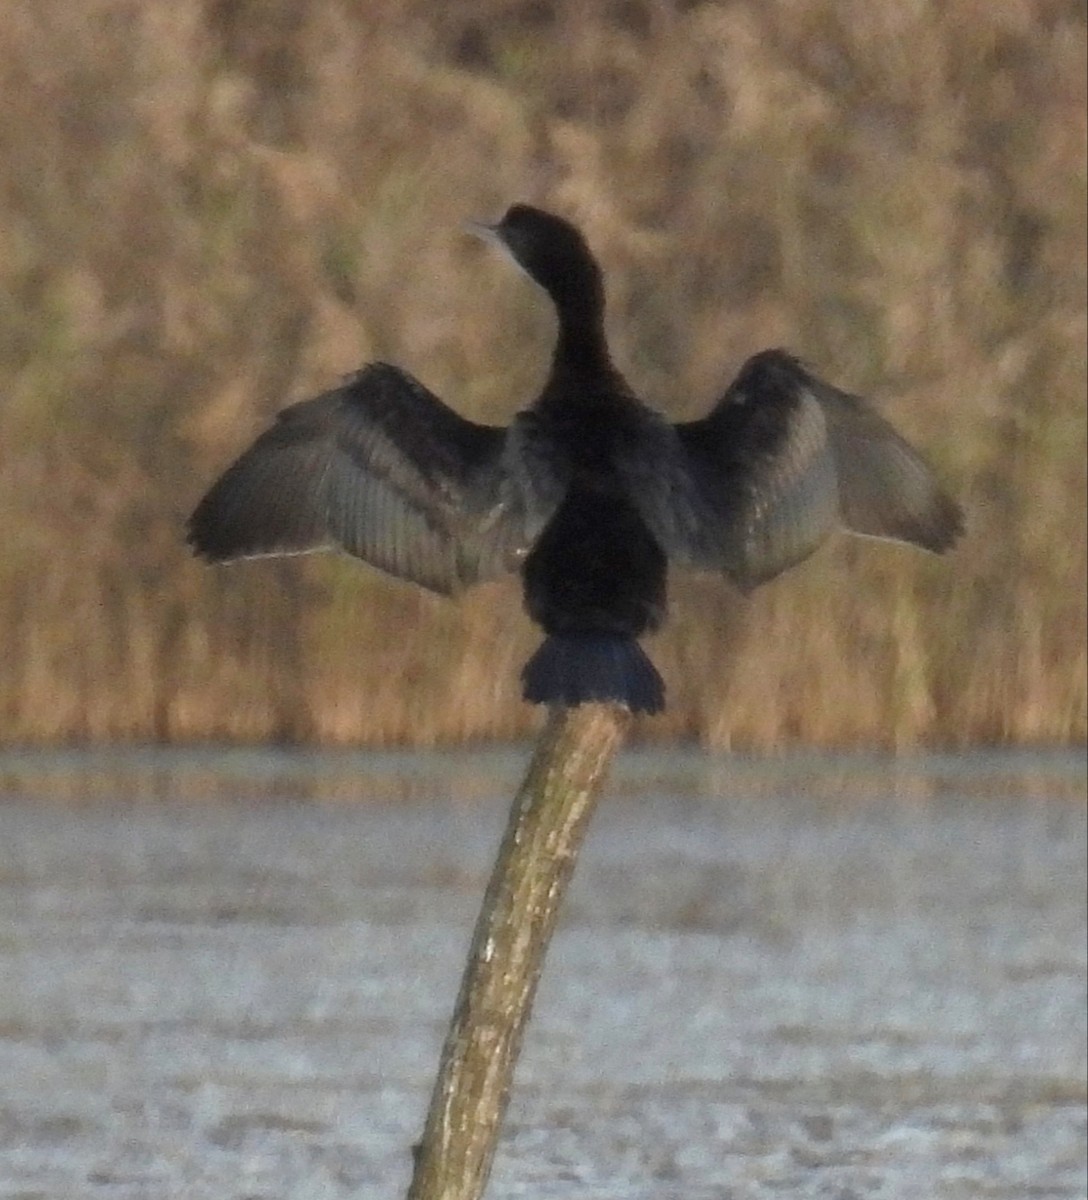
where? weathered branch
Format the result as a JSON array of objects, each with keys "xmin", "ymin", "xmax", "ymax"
[{"xmin": 407, "ymin": 702, "xmax": 632, "ymax": 1200}]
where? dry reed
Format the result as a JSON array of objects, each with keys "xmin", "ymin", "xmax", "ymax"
[{"xmin": 0, "ymin": 0, "xmax": 1084, "ymax": 748}]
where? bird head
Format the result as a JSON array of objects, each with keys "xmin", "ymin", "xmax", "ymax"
[{"xmin": 467, "ymin": 204, "xmax": 604, "ymax": 316}]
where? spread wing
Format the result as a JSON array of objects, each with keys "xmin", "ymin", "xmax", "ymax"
[
  {"xmin": 187, "ymin": 363, "xmax": 545, "ymax": 595},
  {"xmin": 625, "ymin": 349, "xmax": 964, "ymax": 590}
]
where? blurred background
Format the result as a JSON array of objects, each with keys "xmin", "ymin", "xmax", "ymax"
[{"xmin": 0, "ymin": 0, "xmax": 1084, "ymax": 749}]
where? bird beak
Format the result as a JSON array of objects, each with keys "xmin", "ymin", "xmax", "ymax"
[
  {"xmin": 464, "ymin": 216, "xmax": 532, "ymax": 284},
  {"xmin": 463, "ymin": 219, "xmax": 502, "ymax": 247}
]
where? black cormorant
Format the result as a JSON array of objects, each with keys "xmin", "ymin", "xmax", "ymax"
[{"xmin": 188, "ymin": 204, "xmax": 963, "ymax": 714}]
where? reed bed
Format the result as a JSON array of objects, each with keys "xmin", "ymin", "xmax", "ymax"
[{"xmin": 0, "ymin": 0, "xmax": 1084, "ymax": 748}]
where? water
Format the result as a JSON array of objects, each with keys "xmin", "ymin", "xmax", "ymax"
[{"xmin": 0, "ymin": 747, "xmax": 1084, "ymax": 1199}]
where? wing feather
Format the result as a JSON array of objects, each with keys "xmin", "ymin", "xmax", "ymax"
[
  {"xmin": 188, "ymin": 363, "xmax": 536, "ymax": 594},
  {"xmin": 625, "ymin": 349, "xmax": 963, "ymax": 589}
]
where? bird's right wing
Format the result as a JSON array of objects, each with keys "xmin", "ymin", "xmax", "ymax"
[
  {"xmin": 188, "ymin": 363, "xmax": 548, "ymax": 594},
  {"xmin": 623, "ymin": 350, "xmax": 963, "ymax": 590}
]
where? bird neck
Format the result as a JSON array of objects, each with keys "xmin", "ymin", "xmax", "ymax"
[
  {"xmin": 552, "ymin": 290, "xmax": 610, "ymax": 374},
  {"xmin": 542, "ymin": 324, "xmax": 625, "ymax": 413}
]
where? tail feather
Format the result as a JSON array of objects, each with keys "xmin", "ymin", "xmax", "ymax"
[{"xmin": 521, "ymin": 634, "xmax": 664, "ymax": 715}]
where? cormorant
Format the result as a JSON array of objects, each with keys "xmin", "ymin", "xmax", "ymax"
[{"xmin": 188, "ymin": 204, "xmax": 963, "ymax": 714}]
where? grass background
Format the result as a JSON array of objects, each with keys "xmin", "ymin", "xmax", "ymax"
[{"xmin": 0, "ymin": 0, "xmax": 1084, "ymax": 748}]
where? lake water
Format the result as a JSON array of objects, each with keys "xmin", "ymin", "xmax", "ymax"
[{"xmin": 0, "ymin": 746, "xmax": 1084, "ymax": 1199}]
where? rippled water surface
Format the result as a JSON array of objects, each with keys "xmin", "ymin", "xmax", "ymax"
[{"xmin": 0, "ymin": 746, "xmax": 1084, "ymax": 1199}]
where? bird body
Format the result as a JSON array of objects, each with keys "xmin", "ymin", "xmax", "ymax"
[{"xmin": 189, "ymin": 204, "xmax": 963, "ymax": 714}]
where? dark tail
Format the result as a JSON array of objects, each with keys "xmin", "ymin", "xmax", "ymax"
[{"xmin": 521, "ymin": 634, "xmax": 664, "ymax": 715}]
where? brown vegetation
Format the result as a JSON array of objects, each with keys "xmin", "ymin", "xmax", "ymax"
[{"xmin": 0, "ymin": 0, "xmax": 1084, "ymax": 748}]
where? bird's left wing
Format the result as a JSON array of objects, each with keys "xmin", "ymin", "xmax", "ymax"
[{"xmin": 188, "ymin": 363, "xmax": 539, "ymax": 594}]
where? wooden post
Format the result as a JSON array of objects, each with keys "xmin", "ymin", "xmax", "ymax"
[{"xmin": 407, "ymin": 702, "xmax": 632, "ymax": 1200}]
